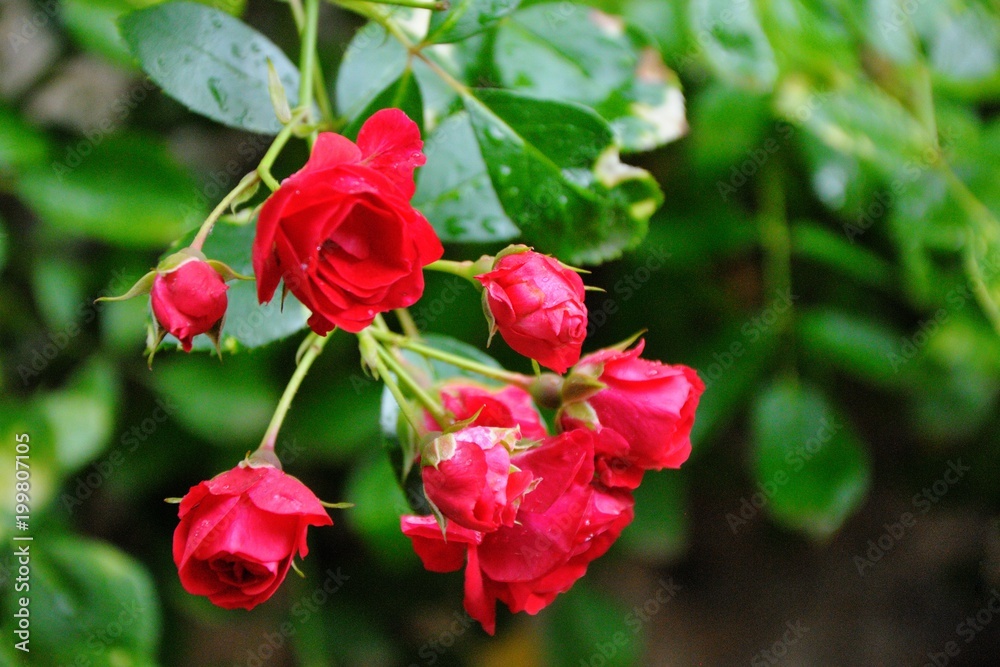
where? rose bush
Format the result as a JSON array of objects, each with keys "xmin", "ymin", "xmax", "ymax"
[
  {"xmin": 172, "ymin": 463, "xmax": 332, "ymax": 610},
  {"xmin": 253, "ymin": 108, "xmax": 443, "ymax": 334},
  {"xmin": 476, "ymin": 249, "xmax": 587, "ymax": 373}
]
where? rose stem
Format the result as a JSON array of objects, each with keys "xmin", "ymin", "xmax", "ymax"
[
  {"xmin": 358, "ymin": 330, "xmax": 429, "ymax": 433},
  {"xmin": 287, "ymin": 0, "xmax": 334, "ymax": 126},
  {"xmin": 394, "ymin": 308, "xmax": 420, "ymax": 338},
  {"xmin": 367, "ymin": 328, "xmax": 533, "ymax": 388},
  {"xmin": 257, "ymin": 107, "xmax": 310, "ymax": 191},
  {"xmin": 257, "ymin": 330, "xmax": 332, "ymax": 454},
  {"xmin": 190, "ymin": 172, "xmax": 260, "ymax": 252},
  {"xmin": 369, "ymin": 317, "xmax": 446, "ymax": 425},
  {"xmin": 424, "ymin": 259, "xmax": 482, "ymax": 282},
  {"xmin": 297, "ymin": 0, "xmax": 320, "ymax": 146},
  {"xmin": 377, "ymin": 344, "xmax": 448, "ymax": 426},
  {"xmin": 356, "ymin": 0, "xmax": 448, "ymax": 10}
]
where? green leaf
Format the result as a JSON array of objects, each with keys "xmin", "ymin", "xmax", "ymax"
[
  {"xmin": 908, "ymin": 315, "xmax": 1000, "ymax": 443},
  {"xmin": 61, "ymin": 0, "xmax": 137, "ymax": 67},
  {"xmin": 791, "ymin": 221, "xmax": 894, "ymax": 290},
  {"xmin": 689, "ymin": 0, "xmax": 778, "ymax": 91},
  {"xmin": 31, "ymin": 257, "xmax": 88, "ymax": 331},
  {"xmin": 689, "ymin": 320, "xmax": 779, "ymax": 450},
  {"xmin": 335, "ymin": 23, "xmax": 409, "ymax": 122},
  {"xmin": 426, "ymin": 0, "xmax": 522, "ymax": 44},
  {"xmin": 407, "ymin": 332, "xmax": 505, "ymax": 383},
  {"xmin": 4, "ymin": 534, "xmax": 160, "ymax": 666},
  {"xmin": 41, "ymin": 358, "xmax": 120, "ymax": 472},
  {"xmin": 119, "ymin": 1, "xmax": 300, "ymax": 133},
  {"xmin": 542, "ymin": 579, "xmax": 641, "ymax": 667},
  {"xmin": 463, "ymin": 89, "xmax": 661, "ymax": 264},
  {"xmin": 160, "ymin": 220, "xmax": 310, "ymax": 351},
  {"xmin": 775, "ymin": 77, "xmax": 936, "ymax": 176},
  {"xmin": 797, "ymin": 308, "xmax": 911, "ymax": 388},
  {"xmin": 751, "ymin": 380, "xmax": 871, "ymax": 540},
  {"xmin": 345, "ymin": 454, "xmax": 414, "ymax": 570},
  {"xmin": 689, "ymin": 81, "xmax": 771, "ymax": 177},
  {"xmin": 494, "ymin": 4, "xmax": 686, "ymax": 152},
  {"xmin": 0, "ymin": 104, "xmax": 49, "ymax": 171},
  {"xmin": 342, "ymin": 68, "xmax": 425, "ymax": 141},
  {"xmin": 16, "ymin": 133, "xmax": 203, "ymax": 247},
  {"xmin": 413, "ymin": 111, "xmax": 519, "ymax": 243},
  {"xmin": 756, "ymin": 0, "xmax": 858, "ymax": 77},
  {"xmin": 150, "ymin": 354, "xmax": 277, "ymax": 443}
]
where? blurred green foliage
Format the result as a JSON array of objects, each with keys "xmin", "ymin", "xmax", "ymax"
[{"xmin": 2, "ymin": 0, "xmax": 1000, "ymax": 664}]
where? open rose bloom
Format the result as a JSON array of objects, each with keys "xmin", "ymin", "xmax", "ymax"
[
  {"xmin": 173, "ymin": 464, "xmax": 332, "ymax": 610},
  {"xmin": 253, "ymin": 109, "xmax": 443, "ymax": 334}
]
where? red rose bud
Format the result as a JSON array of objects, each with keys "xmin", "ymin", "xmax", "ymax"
[
  {"xmin": 402, "ymin": 429, "xmax": 634, "ymax": 635},
  {"xmin": 172, "ymin": 463, "xmax": 332, "ymax": 610},
  {"xmin": 561, "ymin": 339, "xmax": 704, "ymax": 470},
  {"xmin": 253, "ymin": 108, "xmax": 443, "ymax": 334},
  {"xmin": 423, "ymin": 381, "xmax": 549, "ymax": 440},
  {"xmin": 422, "ymin": 426, "xmax": 533, "ymax": 533},
  {"xmin": 476, "ymin": 248, "xmax": 587, "ymax": 374},
  {"xmin": 150, "ymin": 256, "xmax": 229, "ymax": 352}
]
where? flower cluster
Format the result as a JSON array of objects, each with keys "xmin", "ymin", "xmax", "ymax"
[
  {"xmin": 104, "ymin": 108, "xmax": 704, "ymax": 627},
  {"xmin": 402, "ymin": 343, "xmax": 703, "ymax": 633}
]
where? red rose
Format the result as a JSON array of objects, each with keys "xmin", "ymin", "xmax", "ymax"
[
  {"xmin": 253, "ymin": 109, "xmax": 443, "ymax": 334},
  {"xmin": 173, "ymin": 463, "xmax": 332, "ymax": 610},
  {"xmin": 402, "ymin": 429, "xmax": 634, "ymax": 634},
  {"xmin": 421, "ymin": 426, "xmax": 533, "ymax": 532},
  {"xmin": 563, "ymin": 340, "xmax": 704, "ymax": 470},
  {"xmin": 424, "ymin": 381, "xmax": 549, "ymax": 440},
  {"xmin": 150, "ymin": 257, "xmax": 228, "ymax": 352},
  {"xmin": 476, "ymin": 249, "xmax": 587, "ymax": 373}
]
